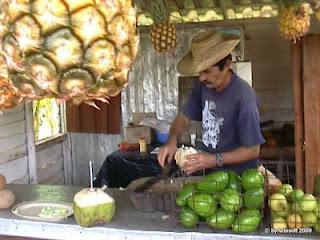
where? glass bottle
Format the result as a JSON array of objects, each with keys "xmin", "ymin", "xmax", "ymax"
[{"xmin": 139, "ymin": 137, "xmax": 146, "ymax": 153}]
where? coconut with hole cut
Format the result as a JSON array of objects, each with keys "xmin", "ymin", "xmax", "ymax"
[
  {"xmin": 73, "ymin": 188, "xmax": 115, "ymax": 227},
  {"xmin": 174, "ymin": 145, "xmax": 197, "ymax": 169}
]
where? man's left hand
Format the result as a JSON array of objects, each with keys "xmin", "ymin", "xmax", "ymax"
[{"xmin": 183, "ymin": 152, "xmax": 216, "ymax": 175}]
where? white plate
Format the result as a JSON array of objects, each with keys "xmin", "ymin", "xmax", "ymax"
[{"xmin": 12, "ymin": 200, "xmax": 73, "ymax": 221}]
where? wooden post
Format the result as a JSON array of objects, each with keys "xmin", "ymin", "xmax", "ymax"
[
  {"xmin": 302, "ymin": 34, "xmax": 320, "ymax": 193},
  {"xmin": 25, "ymin": 101, "xmax": 38, "ymax": 184},
  {"xmin": 291, "ymin": 41, "xmax": 305, "ymax": 190},
  {"xmin": 63, "ymin": 134, "xmax": 73, "ymax": 185}
]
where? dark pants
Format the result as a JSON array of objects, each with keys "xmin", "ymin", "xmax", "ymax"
[
  {"xmin": 94, "ymin": 148, "xmax": 259, "ymax": 188},
  {"xmin": 94, "ymin": 150, "xmax": 162, "ymax": 188}
]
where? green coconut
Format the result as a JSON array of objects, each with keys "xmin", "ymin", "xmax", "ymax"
[{"xmin": 73, "ymin": 188, "xmax": 115, "ymax": 227}]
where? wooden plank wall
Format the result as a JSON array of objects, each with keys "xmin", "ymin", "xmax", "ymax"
[
  {"xmin": 0, "ymin": 103, "xmax": 67, "ymax": 185},
  {"xmin": 36, "ymin": 143, "xmax": 65, "ymax": 185},
  {"xmin": 70, "ymin": 133, "xmax": 121, "ymax": 187},
  {"xmin": 246, "ymin": 18, "xmax": 320, "ymax": 128},
  {"xmin": 0, "ymin": 105, "xmax": 29, "ymax": 183},
  {"xmin": 66, "ymin": 96, "xmax": 121, "ymax": 134},
  {"xmin": 244, "ymin": 20, "xmax": 293, "ymax": 127}
]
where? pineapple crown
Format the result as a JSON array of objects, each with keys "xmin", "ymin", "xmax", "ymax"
[{"xmin": 139, "ymin": 0, "xmax": 169, "ymax": 23}]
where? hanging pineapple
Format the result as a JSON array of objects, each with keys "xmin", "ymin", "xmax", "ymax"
[
  {"xmin": 0, "ymin": 53, "xmax": 22, "ymax": 110},
  {"xmin": 0, "ymin": 77, "xmax": 22, "ymax": 110},
  {"xmin": 278, "ymin": 0, "xmax": 311, "ymax": 43},
  {"xmin": 141, "ymin": 0, "xmax": 177, "ymax": 52},
  {"xmin": 306, "ymin": 0, "xmax": 320, "ymax": 21},
  {"xmin": 0, "ymin": 0, "xmax": 139, "ymax": 107}
]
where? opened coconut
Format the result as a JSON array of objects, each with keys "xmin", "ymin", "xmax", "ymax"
[
  {"xmin": 73, "ymin": 188, "xmax": 115, "ymax": 227},
  {"xmin": 174, "ymin": 145, "xmax": 197, "ymax": 169}
]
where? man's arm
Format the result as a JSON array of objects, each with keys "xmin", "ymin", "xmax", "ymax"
[
  {"xmin": 221, "ymin": 144, "xmax": 260, "ymax": 165},
  {"xmin": 167, "ymin": 113, "xmax": 190, "ymax": 145},
  {"xmin": 184, "ymin": 144, "xmax": 260, "ymax": 175},
  {"xmin": 157, "ymin": 113, "xmax": 190, "ymax": 167}
]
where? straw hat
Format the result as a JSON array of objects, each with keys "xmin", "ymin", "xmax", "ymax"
[{"xmin": 177, "ymin": 29, "xmax": 240, "ymax": 76}]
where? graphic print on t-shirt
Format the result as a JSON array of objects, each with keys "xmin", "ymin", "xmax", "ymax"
[{"xmin": 202, "ymin": 100, "xmax": 224, "ymax": 148}]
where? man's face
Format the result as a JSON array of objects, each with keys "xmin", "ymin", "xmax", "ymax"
[{"xmin": 198, "ymin": 62, "xmax": 231, "ymax": 90}]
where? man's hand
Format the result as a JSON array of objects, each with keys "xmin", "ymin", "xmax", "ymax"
[
  {"xmin": 157, "ymin": 113, "xmax": 190, "ymax": 168},
  {"xmin": 157, "ymin": 143, "xmax": 177, "ymax": 167},
  {"xmin": 183, "ymin": 152, "xmax": 216, "ymax": 175}
]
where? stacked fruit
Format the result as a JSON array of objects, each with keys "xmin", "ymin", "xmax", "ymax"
[
  {"xmin": 175, "ymin": 168, "xmax": 266, "ymax": 233},
  {"xmin": 269, "ymin": 183, "xmax": 320, "ymax": 232}
]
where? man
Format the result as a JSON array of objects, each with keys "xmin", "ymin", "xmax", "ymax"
[{"xmin": 158, "ymin": 29, "xmax": 265, "ymax": 175}]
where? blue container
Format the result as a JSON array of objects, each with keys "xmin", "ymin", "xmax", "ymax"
[{"xmin": 156, "ymin": 131, "xmax": 170, "ymax": 144}]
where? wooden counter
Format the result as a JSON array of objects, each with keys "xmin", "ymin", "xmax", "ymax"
[{"xmin": 0, "ymin": 184, "xmax": 317, "ymax": 240}]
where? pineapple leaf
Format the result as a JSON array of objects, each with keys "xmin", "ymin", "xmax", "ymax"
[{"xmin": 139, "ymin": 0, "xmax": 169, "ymax": 23}]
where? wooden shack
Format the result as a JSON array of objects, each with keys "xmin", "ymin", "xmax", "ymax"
[{"xmin": 0, "ymin": 0, "xmax": 319, "ymax": 193}]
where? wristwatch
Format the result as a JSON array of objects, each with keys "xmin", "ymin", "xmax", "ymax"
[{"xmin": 215, "ymin": 153, "xmax": 223, "ymax": 167}]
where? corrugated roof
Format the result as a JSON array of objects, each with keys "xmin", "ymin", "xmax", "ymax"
[{"xmin": 136, "ymin": 0, "xmax": 313, "ymax": 25}]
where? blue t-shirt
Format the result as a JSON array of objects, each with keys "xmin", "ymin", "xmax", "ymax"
[{"xmin": 182, "ymin": 72, "xmax": 265, "ymax": 174}]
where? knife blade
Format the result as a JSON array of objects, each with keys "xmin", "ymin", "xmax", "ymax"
[{"xmin": 133, "ymin": 162, "xmax": 178, "ymax": 193}]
